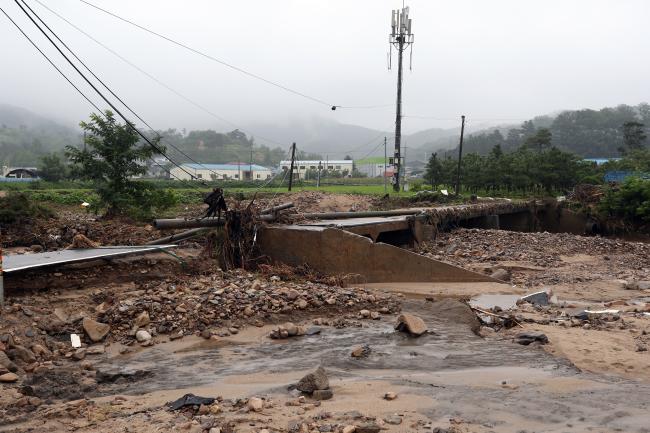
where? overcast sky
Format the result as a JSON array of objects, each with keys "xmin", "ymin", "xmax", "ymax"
[{"xmin": 2, "ymin": 0, "xmax": 650, "ymax": 139}]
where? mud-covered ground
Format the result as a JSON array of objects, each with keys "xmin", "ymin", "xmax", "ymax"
[
  {"xmin": 2, "ymin": 201, "xmax": 650, "ymax": 432},
  {"xmin": 418, "ymin": 228, "xmax": 650, "ymax": 381}
]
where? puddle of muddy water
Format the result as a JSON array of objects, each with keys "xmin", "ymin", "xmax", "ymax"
[
  {"xmin": 95, "ymin": 305, "xmax": 567, "ymax": 397},
  {"xmin": 469, "ymin": 294, "xmax": 520, "ymax": 310}
]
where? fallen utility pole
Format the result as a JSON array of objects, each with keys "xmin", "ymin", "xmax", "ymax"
[
  {"xmin": 260, "ymin": 202, "xmax": 294, "ymax": 215},
  {"xmin": 301, "ymin": 209, "xmax": 422, "ymax": 220},
  {"xmin": 153, "ymin": 214, "xmax": 276, "ymax": 230},
  {"xmin": 288, "ymin": 142, "xmax": 296, "ymax": 191},
  {"xmin": 146, "ymin": 228, "xmax": 207, "ymax": 245}
]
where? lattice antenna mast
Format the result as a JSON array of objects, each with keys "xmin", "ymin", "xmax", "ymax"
[{"xmin": 388, "ymin": 6, "xmax": 414, "ymax": 192}]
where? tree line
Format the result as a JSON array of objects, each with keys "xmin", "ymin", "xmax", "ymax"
[
  {"xmin": 425, "ymin": 121, "xmax": 650, "ymax": 195},
  {"xmin": 454, "ymin": 103, "xmax": 650, "ymax": 157}
]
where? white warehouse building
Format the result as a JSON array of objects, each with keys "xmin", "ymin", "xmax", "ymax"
[
  {"xmin": 170, "ymin": 163, "xmax": 273, "ymax": 181},
  {"xmin": 279, "ymin": 160, "xmax": 354, "ymax": 180}
]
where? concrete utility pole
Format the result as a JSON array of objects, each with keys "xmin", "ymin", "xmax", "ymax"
[
  {"xmin": 249, "ymin": 142, "xmax": 253, "ymax": 181},
  {"xmin": 288, "ymin": 142, "xmax": 296, "ymax": 191},
  {"xmin": 382, "ymin": 137, "xmax": 388, "ymax": 194},
  {"xmin": 455, "ymin": 115, "xmax": 466, "ymax": 196},
  {"xmin": 317, "ymin": 160, "xmax": 322, "ymax": 188},
  {"xmin": 389, "ymin": 6, "xmax": 414, "ymax": 192}
]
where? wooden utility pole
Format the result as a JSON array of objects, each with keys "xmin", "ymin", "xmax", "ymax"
[
  {"xmin": 455, "ymin": 115, "xmax": 466, "ymax": 196},
  {"xmin": 288, "ymin": 142, "xmax": 296, "ymax": 191}
]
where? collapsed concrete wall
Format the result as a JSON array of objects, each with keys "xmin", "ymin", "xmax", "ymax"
[{"xmin": 258, "ymin": 226, "xmax": 496, "ymax": 284}]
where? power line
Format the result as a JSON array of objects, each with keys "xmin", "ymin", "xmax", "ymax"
[
  {"xmin": 32, "ymin": 0, "xmax": 288, "ymax": 148},
  {"xmin": 403, "ymin": 114, "xmax": 527, "ymax": 122},
  {"xmin": 77, "ymin": 0, "xmax": 393, "ymax": 113},
  {"xmin": 0, "ymin": 6, "xmax": 100, "ymax": 116},
  {"xmin": 22, "ymin": 0, "xmax": 237, "ymax": 181},
  {"xmin": 78, "ymin": 0, "xmax": 334, "ymax": 108},
  {"xmin": 13, "ymin": 0, "xmax": 200, "ymax": 183},
  {"xmin": 0, "ymin": 5, "xmax": 198, "ymax": 188}
]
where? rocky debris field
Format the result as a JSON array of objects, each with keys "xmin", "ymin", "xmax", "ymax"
[
  {"xmin": 2, "ymin": 206, "xmax": 158, "ymax": 250},
  {"xmin": 421, "ymin": 228, "xmax": 650, "ymax": 287},
  {"xmin": 0, "ymin": 264, "xmax": 399, "ymax": 418}
]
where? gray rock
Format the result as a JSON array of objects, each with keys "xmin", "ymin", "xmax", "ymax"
[
  {"xmin": 384, "ymin": 415, "xmax": 403, "ymax": 425},
  {"xmin": 355, "ymin": 422, "xmax": 380, "ymax": 433},
  {"xmin": 135, "ymin": 330, "xmax": 152, "ymax": 343},
  {"xmin": 626, "ymin": 280, "xmax": 650, "ymax": 290},
  {"xmin": 514, "ymin": 331, "xmax": 548, "ymax": 345},
  {"xmin": 7, "ymin": 345, "xmax": 36, "ymax": 364},
  {"xmin": 312, "ymin": 389, "xmax": 333, "ymax": 400},
  {"xmin": 489, "ymin": 268, "xmax": 510, "ymax": 281},
  {"xmin": 520, "ymin": 291, "xmax": 549, "ymax": 306},
  {"xmin": 304, "ymin": 326, "xmax": 322, "ymax": 336},
  {"xmin": 296, "ymin": 366, "xmax": 329, "ymax": 394},
  {"xmin": 0, "ymin": 350, "xmax": 19, "ymax": 372}
]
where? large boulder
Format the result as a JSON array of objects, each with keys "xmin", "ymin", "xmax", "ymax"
[
  {"xmin": 514, "ymin": 331, "xmax": 548, "ymax": 346},
  {"xmin": 82, "ymin": 318, "xmax": 111, "ymax": 342},
  {"xmin": 395, "ymin": 313, "xmax": 427, "ymax": 336},
  {"xmin": 296, "ymin": 367, "xmax": 329, "ymax": 394},
  {"xmin": 428, "ymin": 298, "xmax": 481, "ymax": 335}
]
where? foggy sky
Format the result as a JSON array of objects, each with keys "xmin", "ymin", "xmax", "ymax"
[{"xmin": 2, "ymin": 0, "xmax": 650, "ymax": 143}]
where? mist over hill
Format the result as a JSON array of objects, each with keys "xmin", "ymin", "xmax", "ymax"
[
  {"xmin": 2, "ymin": 103, "xmax": 648, "ymax": 167},
  {"xmin": 416, "ymin": 103, "xmax": 650, "ymax": 159}
]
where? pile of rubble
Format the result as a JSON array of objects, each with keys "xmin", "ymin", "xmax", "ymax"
[
  {"xmin": 421, "ymin": 228, "xmax": 650, "ymax": 286},
  {"xmin": 0, "ymin": 269, "xmax": 399, "ymax": 400},
  {"xmin": 94, "ymin": 270, "xmax": 398, "ymax": 344}
]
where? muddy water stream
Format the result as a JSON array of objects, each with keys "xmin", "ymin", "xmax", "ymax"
[{"xmin": 91, "ymin": 297, "xmax": 650, "ymax": 432}]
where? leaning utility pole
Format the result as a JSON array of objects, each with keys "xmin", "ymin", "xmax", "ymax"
[
  {"xmin": 389, "ymin": 6, "xmax": 414, "ymax": 192},
  {"xmin": 288, "ymin": 142, "xmax": 296, "ymax": 191},
  {"xmin": 455, "ymin": 115, "xmax": 466, "ymax": 196}
]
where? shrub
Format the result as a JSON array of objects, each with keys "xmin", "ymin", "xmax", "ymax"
[
  {"xmin": 0, "ymin": 192, "xmax": 54, "ymax": 225},
  {"xmin": 599, "ymin": 177, "xmax": 650, "ymax": 223}
]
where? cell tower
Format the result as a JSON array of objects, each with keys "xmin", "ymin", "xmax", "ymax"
[{"xmin": 388, "ymin": 5, "xmax": 414, "ymax": 192}]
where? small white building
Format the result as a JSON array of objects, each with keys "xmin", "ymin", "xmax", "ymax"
[
  {"xmin": 279, "ymin": 160, "xmax": 354, "ymax": 180},
  {"xmin": 170, "ymin": 163, "xmax": 273, "ymax": 181}
]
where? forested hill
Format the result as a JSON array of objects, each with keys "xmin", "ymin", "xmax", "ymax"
[
  {"xmin": 433, "ymin": 103, "xmax": 650, "ymax": 158},
  {"xmin": 0, "ymin": 104, "xmax": 81, "ymax": 166},
  {"xmin": 0, "ymin": 105, "xmax": 288, "ymax": 166}
]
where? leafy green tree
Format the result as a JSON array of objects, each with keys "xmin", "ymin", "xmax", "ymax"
[
  {"xmin": 66, "ymin": 111, "xmax": 177, "ymax": 218},
  {"xmin": 599, "ymin": 177, "xmax": 650, "ymax": 223},
  {"xmin": 620, "ymin": 121, "xmax": 647, "ymax": 154},
  {"xmin": 524, "ymin": 128, "xmax": 552, "ymax": 152},
  {"xmin": 38, "ymin": 152, "xmax": 68, "ymax": 182},
  {"xmin": 424, "ymin": 152, "xmax": 443, "ymax": 189}
]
